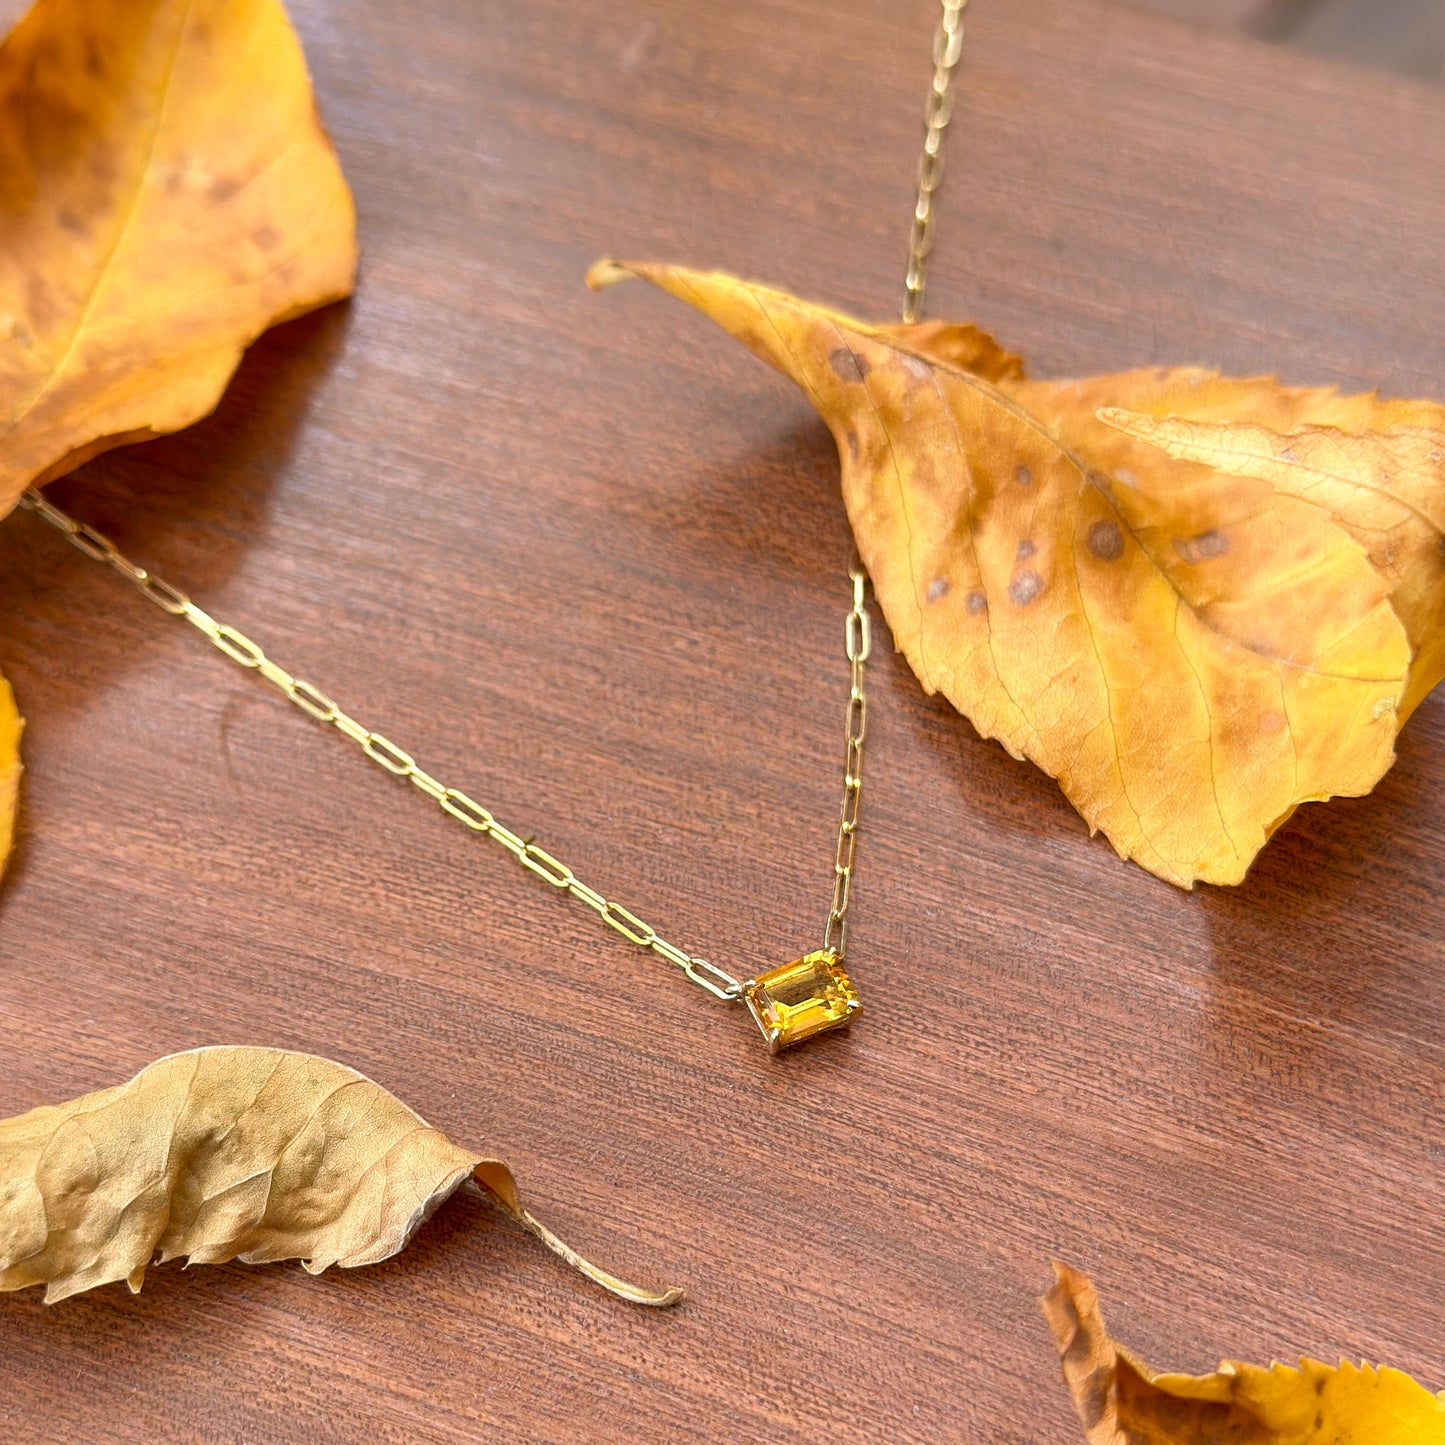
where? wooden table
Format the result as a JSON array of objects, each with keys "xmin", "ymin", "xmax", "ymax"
[{"xmin": 1, "ymin": 1, "xmax": 1441, "ymax": 1439}]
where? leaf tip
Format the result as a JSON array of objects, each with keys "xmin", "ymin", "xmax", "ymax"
[
  {"xmin": 1041, "ymin": 1258, "xmax": 1095, "ymax": 1315},
  {"xmin": 586, "ymin": 259, "xmax": 639, "ymax": 292}
]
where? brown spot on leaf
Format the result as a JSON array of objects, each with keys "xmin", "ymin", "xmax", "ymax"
[
  {"xmin": 211, "ymin": 175, "xmax": 244, "ymax": 204},
  {"xmin": 57, "ymin": 208, "xmax": 87, "ymax": 238},
  {"xmin": 1017, "ymin": 539, "xmax": 1036, "ymax": 561},
  {"xmin": 845, "ymin": 429, "xmax": 858, "ymax": 461},
  {"xmin": 927, "ymin": 577, "xmax": 949, "ymax": 602},
  {"xmin": 1173, "ymin": 529, "xmax": 1229, "ymax": 564},
  {"xmin": 1010, "ymin": 569, "xmax": 1044, "ymax": 606},
  {"xmin": 252, "ymin": 223, "xmax": 281, "ymax": 250},
  {"xmin": 828, "ymin": 346, "xmax": 869, "ymax": 382},
  {"xmin": 1087, "ymin": 520, "xmax": 1124, "ymax": 562},
  {"xmin": 1016, "ymin": 464, "xmax": 1032, "ymax": 487},
  {"xmin": 966, "ymin": 589, "xmax": 987, "ymax": 615}
]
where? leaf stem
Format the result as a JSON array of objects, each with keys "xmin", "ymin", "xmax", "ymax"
[
  {"xmin": 513, "ymin": 1206, "xmax": 685, "ymax": 1308},
  {"xmin": 469, "ymin": 1172, "xmax": 684, "ymax": 1308}
]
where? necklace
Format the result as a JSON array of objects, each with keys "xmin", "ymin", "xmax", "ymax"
[{"xmin": 15, "ymin": 1, "xmax": 968, "ymax": 1054}]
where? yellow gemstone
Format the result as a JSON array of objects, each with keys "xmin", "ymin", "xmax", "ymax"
[{"xmin": 743, "ymin": 950, "xmax": 860, "ymax": 1053}]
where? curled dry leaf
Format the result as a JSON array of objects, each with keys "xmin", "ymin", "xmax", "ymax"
[
  {"xmin": 0, "ymin": 0, "xmax": 358, "ymax": 514},
  {"xmin": 590, "ymin": 263, "xmax": 1444, "ymax": 887},
  {"xmin": 0, "ymin": 1047, "xmax": 683, "ymax": 1307},
  {"xmin": 1042, "ymin": 1262, "xmax": 1445, "ymax": 1445}
]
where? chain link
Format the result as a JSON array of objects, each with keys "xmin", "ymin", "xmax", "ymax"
[
  {"xmin": 903, "ymin": 0, "xmax": 968, "ymax": 325},
  {"xmin": 823, "ymin": 560, "xmax": 870, "ymax": 959},
  {"xmin": 17, "ymin": 489, "xmax": 743, "ymax": 1002}
]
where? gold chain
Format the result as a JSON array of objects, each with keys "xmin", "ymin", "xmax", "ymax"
[
  {"xmin": 903, "ymin": 0, "xmax": 968, "ymax": 325},
  {"xmin": 17, "ymin": 489, "xmax": 745, "ymax": 1001},
  {"xmin": 16, "ymin": 2, "xmax": 965, "ymax": 1013},
  {"xmin": 822, "ymin": 560, "xmax": 869, "ymax": 959}
]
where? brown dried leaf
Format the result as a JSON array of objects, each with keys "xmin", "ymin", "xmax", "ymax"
[
  {"xmin": 0, "ymin": 0, "xmax": 357, "ymax": 512},
  {"xmin": 0, "ymin": 1047, "xmax": 682, "ymax": 1306},
  {"xmin": 590, "ymin": 263, "xmax": 1438, "ymax": 887},
  {"xmin": 1042, "ymin": 1263, "xmax": 1445, "ymax": 1445}
]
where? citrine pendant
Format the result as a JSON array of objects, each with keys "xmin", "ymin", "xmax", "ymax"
[{"xmin": 742, "ymin": 950, "xmax": 861, "ymax": 1053}]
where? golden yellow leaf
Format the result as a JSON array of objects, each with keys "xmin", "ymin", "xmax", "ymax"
[
  {"xmin": 589, "ymin": 262, "xmax": 1433, "ymax": 888},
  {"xmin": 0, "ymin": 0, "xmax": 357, "ymax": 512},
  {"xmin": 0, "ymin": 1047, "xmax": 683, "ymax": 1307},
  {"xmin": 0, "ymin": 672, "xmax": 21, "ymax": 878},
  {"xmin": 1042, "ymin": 1262, "xmax": 1445, "ymax": 1445}
]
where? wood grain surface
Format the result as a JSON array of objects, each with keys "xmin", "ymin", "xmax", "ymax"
[
  {"xmin": 1, "ymin": 1, "xmax": 1442, "ymax": 1440},
  {"xmin": 1138, "ymin": 0, "xmax": 1445, "ymax": 84}
]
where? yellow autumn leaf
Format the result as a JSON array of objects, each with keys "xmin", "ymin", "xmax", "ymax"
[
  {"xmin": 0, "ymin": 0, "xmax": 358, "ymax": 513},
  {"xmin": 1042, "ymin": 1262, "xmax": 1445, "ymax": 1445},
  {"xmin": 0, "ymin": 674, "xmax": 20, "ymax": 878},
  {"xmin": 589, "ymin": 262, "xmax": 1436, "ymax": 888},
  {"xmin": 0, "ymin": 1047, "xmax": 683, "ymax": 1307}
]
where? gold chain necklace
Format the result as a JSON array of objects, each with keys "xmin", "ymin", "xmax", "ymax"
[{"xmin": 18, "ymin": 1, "xmax": 968, "ymax": 1053}]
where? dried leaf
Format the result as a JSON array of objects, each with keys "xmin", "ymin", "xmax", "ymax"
[
  {"xmin": 0, "ymin": 1047, "xmax": 683, "ymax": 1307},
  {"xmin": 1042, "ymin": 1262, "xmax": 1445, "ymax": 1445},
  {"xmin": 0, "ymin": 0, "xmax": 357, "ymax": 512},
  {"xmin": 0, "ymin": 672, "xmax": 20, "ymax": 877},
  {"xmin": 590, "ymin": 263, "xmax": 1437, "ymax": 887}
]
